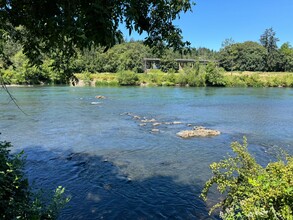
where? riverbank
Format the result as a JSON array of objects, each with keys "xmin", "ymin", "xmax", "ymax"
[{"xmin": 74, "ymin": 71, "xmax": 293, "ymax": 88}]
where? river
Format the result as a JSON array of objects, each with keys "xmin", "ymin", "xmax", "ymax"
[{"xmin": 1, "ymin": 86, "xmax": 293, "ymax": 219}]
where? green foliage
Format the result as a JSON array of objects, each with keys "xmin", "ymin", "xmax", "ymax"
[
  {"xmin": 280, "ymin": 43, "xmax": 293, "ymax": 72},
  {"xmin": 117, "ymin": 70, "xmax": 139, "ymax": 86},
  {"xmin": 160, "ymin": 53, "xmax": 179, "ymax": 73},
  {"xmin": 260, "ymin": 28, "xmax": 282, "ymax": 72},
  {"xmin": 72, "ymin": 45, "xmax": 106, "ymax": 73},
  {"xmin": 194, "ymin": 47, "xmax": 218, "ymax": 60},
  {"xmin": 79, "ymin": 71, "xmax": 92, "ymax": 86},
  {"xmin": 222, "ymin": 73, "xmax": 293, "ymax": 88},
  {"xmin": 95, "ymin": 80, "xmax": 119, "ymax": 87},
  {"xmin": 260, "ymin": 28, "xmax": 279, "ymax": 53},
  {"xmin": 205, "ymin": 62, "xmax": 225, "ymax": 86},
  {"xmin": 201, "ymin": 137, "xmax": 293, "ymax": 219},
  {"xmin": 178, "ymin": 63, "xmax": 206, "ymax": 87},
  {"xmin": 103, "ymin": 42, "xmax": 151, "ymax": 73},
  {"xmin": 219, "ymin": 41, "xmax": 266, "ymax": 72},
  {"xmin": 0, "ymin": 141, "xmax": 29, "ymax": 219},
  {"xmin": 243, "ymin": 74, "xmax": 265, "ymax": 87},
  {"xmin": 223, "ymin": 75, "xmax": 249, "ymax": 87},
  {"xmin": 1, "ymin": 0, "xmax": 193, "ymax": 65},
  {"xmin": 0, "ymin": 140, "xmax": 70, "ymax": 219}
]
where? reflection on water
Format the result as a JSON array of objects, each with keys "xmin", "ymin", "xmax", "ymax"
[{"xmin": 1, "ymin": 86, "xmax": 293, "ymax": 219}]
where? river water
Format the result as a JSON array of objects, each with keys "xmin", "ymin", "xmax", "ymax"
[{"xmin": 1, "ymin": 86, "xmax": 293, "ymax": 219}]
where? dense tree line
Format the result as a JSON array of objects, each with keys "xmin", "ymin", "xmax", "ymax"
[
  {"xmin": 0, "ymin": 36, "xmax": 217, "ymax": 84},
  {"xmin": 1, "ymin": 27, "xmax": 293, "ymax": 85},
  {"xmin": 219, "ymin": 28, "xmax": 293, "ymax": 72}
]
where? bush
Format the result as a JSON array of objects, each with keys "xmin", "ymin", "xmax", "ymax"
[
  {"xmin": 181, "ymin": 65, "xmax": 206, "ymax": 87},
  {"xmin": 80, "ymin": 71, "xmax": 92, "ymax": 86},
  {"xmin": 201, "ymin": 137, "xmax": 293, "ymax": 219},
  {"xmin": 205, "ymin": 62, "xmax": 225, "ymax": 86},
  {"xmin": 245, "ymin": 74, "xmax": 265, "ymax": 87},
  {"xmin": 223, "ymin": 75, "xmax": 248, "ymax": 87},
  {"xmin": 0, "ymin": 140, "xmax": 70, "ymax": 219},
  {"xmin": 117, "ymin": 70, "xmax": 139, "ymax": 86},
  {"xmin": 95, "ymin": 80, "xmax": 119, "ymax": 87}
]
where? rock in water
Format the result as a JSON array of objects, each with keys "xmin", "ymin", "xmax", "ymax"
[
  {"xmin": 95, "ymin": 95, "xmax": 106, "ymax": 99},
  {"xmin": 177, "ymin": 126, "xmax": 220, "ymax": 138}
]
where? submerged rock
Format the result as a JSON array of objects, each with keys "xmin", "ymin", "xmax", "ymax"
[
  {"xmin": 91, "ymin": 101, "xmax": 102, "ymax": 105},
  {"xmin": 141, "ymin": 118, "xmax": 156, "ymax": 123},
  {"xmin": 177, "ymin": 126, "xmax": 220, "ymax": 138},
  {"xmin": 133, "ymin": 115, "xmax": 141, "ymax": 120}
]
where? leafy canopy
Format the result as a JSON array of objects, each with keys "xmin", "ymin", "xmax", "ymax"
[
  {"xmin": 201, "ymin": 137, "xmax": 293, "ymax": 219},
  {"xmin": 0, "ymin": 0, "xmax": 194, "ymax": 64},
  {"xmin": 0, "ymin": 140, "xmax": 70, "ymax": 219}
]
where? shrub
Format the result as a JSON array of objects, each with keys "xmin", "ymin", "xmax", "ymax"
[
  {"xmin": 117, "ymin": 70, "xmax": 139, "ymax": 86},
  {"xmin": 176, "ymin": 71, "xmax": 188, "ymax": 86},
  {"xmin": 0, "ymin": 140, "xmax": 70, "ymax": 219},
  {"xmin": 223, "ymin": 75, "xmax": 248, "ymax": 87},
  {"xmin": 245, "ymin": 74, "xmax": 265, "ymax": 87},
  {"xmin": 205, "ymin": 62, "xmax": 225, "ymax": 86},
  {"xmin": 80, "ymin": 71, "xmax": 92, "ymax": 86},
  {"xmin": 201, "ymin": 137, "xmax": 293, "ymax": 219},
  {"xmin": 182, "ymin": 65, "xmax": 206, "ymax": 87},
  {"xmin": 95, "ymin": 80, "xmax": 119, "ymax": 87},
  {"xmin": 162, "ymin": 72, "xmax": 176, "ymax": 84}
]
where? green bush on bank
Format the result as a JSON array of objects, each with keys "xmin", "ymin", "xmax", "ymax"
[
  {"xmin": 201, "ymin": 137, "xmax": 293, "ymax": 219},
  {"xmin": 0, "ymin": 140, "xmax": 70, "ymax": 219},
  {"xmin": 117, "ymin": 70, "xmax": 139, "ymax": 86},
  {"xmin": 74, "ymin": 69, "xmax": 293, "ymax": 88},
  {"xmin": 222, "ymin": 73, "xmax": 293, "ymax": 87},
  {"xmin": 205, "ymin": 63, "xmax": 225, "ymax": 86}
]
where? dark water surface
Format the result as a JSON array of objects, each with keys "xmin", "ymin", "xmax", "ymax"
[{"xmin": 1, "ymin": 86, "xmax": 293, "ymax": 219}]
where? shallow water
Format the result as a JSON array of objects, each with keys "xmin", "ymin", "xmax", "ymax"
[{"xmin": 1, "ymin": 86, "xmax": 293, "ymax": 219}]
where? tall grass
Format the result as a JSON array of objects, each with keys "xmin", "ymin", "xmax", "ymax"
[{"xmin": 75, "ymin": 70, "xmax": 293, "ymax": 88}]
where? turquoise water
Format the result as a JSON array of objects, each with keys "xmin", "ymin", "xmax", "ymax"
[{"xmin": 1, "ymin": 86, "xmax": 293, "ymax": 219}]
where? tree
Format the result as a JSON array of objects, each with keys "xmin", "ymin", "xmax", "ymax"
[
  {"xmin": 260, "ymin": 28, "xmax": 279, "ymax": 53},
  {"xmin": 103, "ymin": 42, "xmax": 151, "ymax": 73},
  {"xmin": 0, "ymin": 0, "xmax": 194, "ymax": 65},
  {"xmin": 221, "ymin": 38, "xmax": 235, "ymax": 49},
  {"xmin": 219, "ymin": 41, "xmax": 266, "ymax": 72},
  {"xmin": 260, "ymin": 28, "xmax": 281, "ymax": 71},
  {"xmin": 279, "ymin": 42, "xmax": 293, "ymax": 72},
  {"xmin": 201, "ymin": 138, "xmax": 293, "ymax": 219}
]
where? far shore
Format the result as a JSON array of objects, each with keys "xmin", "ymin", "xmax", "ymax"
[{"xmin": 2, "ymin": 71, "xmax": 293, "ymax": 88}]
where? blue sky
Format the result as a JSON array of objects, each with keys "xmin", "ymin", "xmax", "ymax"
[{"xmin": 121, "ymin": 0, "xmax": 293, "ymax": 51}]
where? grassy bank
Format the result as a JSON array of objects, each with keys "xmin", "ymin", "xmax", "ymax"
[{"xmin": 75, "ymin": 70, "xmax": 293, "ymax": 88}]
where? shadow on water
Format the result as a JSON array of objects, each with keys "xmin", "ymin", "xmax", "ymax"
[{"xmin": 24, "ymin": 146, "xmax": 219, "ymax": 220}]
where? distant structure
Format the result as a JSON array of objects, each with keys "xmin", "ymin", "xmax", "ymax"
[
  {"xmin": 143, "ymin": 58, "xmax": 216, "ymax": 72},
  {"xmin": 143, "ymin": 58, "xmax": 161, "ymax": 71}
]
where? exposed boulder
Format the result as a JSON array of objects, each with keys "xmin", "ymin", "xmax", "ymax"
[
  {"xmin": 133, "ymin": 115, "xmax": 141, "ymax": 120},
  {"xmin": 95, "ymin": 95, "xmax": 106, "ymax": 99},
  {"xmin": 177, "ymin": 126, "xmax": 220, "ymax": 138}
]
